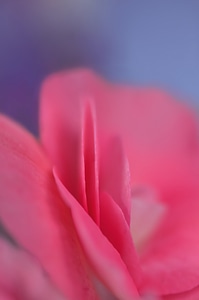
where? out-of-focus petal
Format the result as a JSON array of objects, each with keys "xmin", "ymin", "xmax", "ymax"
[
  {"xmin": 0, "ymin": 237, "xmax": 65, "ymax": 300},
  {"xmin": 131, "ymin": 187, "xmax": 166, "ymax": 252},
  {"xmin": 163, "ymin": 285, "xmax": 199, "ymax": 299},
  {"xmin": 0, "ymin": 291, "xmax": 14, "ymax": 300},
  {"xmin": 139, "ymin": 188, "xmax": 199, "ymax": 295},
  {"xmin": 40, "ymin": 69, "xmax": 199, "ymax": 194},
  {"xmin": 0, "ymin": 115, "xmax": 98, "ymax": 299},
  {"xmin": 54, "ymin": 169, "xmax": 139, "ymax": 300}
]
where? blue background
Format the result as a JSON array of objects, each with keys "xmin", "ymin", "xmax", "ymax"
[{"xmin": 0, "ymin": 1, "xmax": 199, "ymax": 133}]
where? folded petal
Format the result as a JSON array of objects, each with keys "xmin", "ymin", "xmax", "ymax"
[
  {"xmin": 40, "ymin": 69, "xmax": 199, "ymax": 194},
  {"xmin": 40, "ymin": 69, "xmax": 199, "ymax": 296},
  {"xmin": 100, "ymin": 192, "xmax": 141, "ymax": 287},
  {"xmin": 0, "ymin": 237, "xmax": 65, "ymax": 300},
  {"xmin": 82, "ymin": 101, "xmax": 100, "ymax": 224},
  {"xmin": 40, "ymin": 72, "xmax": 88, "ymax": 211},
  {"xmin": 40, "ymin": 71, "xmax": 134, "ymax": 225},
  {"xmin": 54, "ymin": 169, "xmax": 139, "ymax": 300},
  {"xmin": 0, "ymin": 115, "xmax": 98, "ymax": 299},
  {"xmin": 99, "ymin": 136, "xmax": 131, "ymax": 225}
]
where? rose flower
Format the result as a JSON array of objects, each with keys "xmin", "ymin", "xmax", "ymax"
[{"xmin": 0, "ymin": 70, "xmax": 199, "ymax": 299}]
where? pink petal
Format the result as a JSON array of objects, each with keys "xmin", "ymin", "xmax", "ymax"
[
  {"xmin": 82, "ymin": 101, "xmax": 100, "ymax": 224},
  {"xmin": 40, "ymin": 69, "xmax": 199, "ymax": 296},
  {"xmin": 139, "ymin": 188, "xmax": 199, "ymax": 295},
  {"xmin": 40, "ymin": 68, "xmax": 199, "ymax": 205},
  {"xmin": 41, "ymin": 79, "xmax": 100, "ymax": 223},
  {"xmin": 131, "ymin": 187, "xmax": 166, "ymax": 252},
  {"xmin": 163, "ymin": 285, "xmax": 199, "ymax": 300},
  {"xmin": 40, "ymin": 72, "xmax": 89, "ymax": 212},
  {"xmin": 0, "ymin": 291, "xmax": 14, "ymax": 300},
  {"xmin": 40, "ymin": 71, "xmax": 132, "ymax": 225},
  {"xmin": 0, "ymin": 237, "xmax": 65, "ymax": 300},
  {"xmin": 93, "ymin": 78, "xmax": 199, "ymax": 196},
  {"xmin": 0, "ymin": 115, "xmax": 98, "ymax": 299},
  {"xmin": 99, "ymin": 136, "xmax": 131, "ymax": 225},
  {"xmin": 54, "ymin": 169, "xmax": 139, "ymax": 300},
  {"xmin": 100, "ymin": 192, "xmax": 141, "ymax": 287}
]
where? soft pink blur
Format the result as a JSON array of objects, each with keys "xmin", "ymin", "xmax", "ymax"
[{"xmin": 0, "ymin": 69, "xmax": 199, "ymax": 299}]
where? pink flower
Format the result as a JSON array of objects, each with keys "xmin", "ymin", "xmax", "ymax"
[{"xmin": 0, "ymin": 69, "xmax": 199, "ymax": 299}]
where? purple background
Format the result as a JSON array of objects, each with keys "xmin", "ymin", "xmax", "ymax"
[{"xmin": 0, "ymin": 1, "xmax": 199, "ymax": 134}]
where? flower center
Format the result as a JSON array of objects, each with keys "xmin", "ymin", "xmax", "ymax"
[{"xmin": 130, "ymin": 187, "xmax": 166, "ymax": 253}]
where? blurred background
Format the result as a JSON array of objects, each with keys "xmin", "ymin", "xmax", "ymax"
[{"xmin": 0, "ymin": 0, "xmax": 199, "ymax": 134}]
